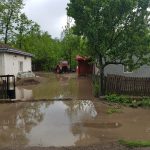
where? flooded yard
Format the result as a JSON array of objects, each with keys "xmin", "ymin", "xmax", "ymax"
[
  {"xmin": 15, "ymin": 73, "xmax": 93, "ymax": 100},
  {"xmin": 0, "ymin": 100, "xmax": 150, "ymax": 148},
  {"xmin": 0, "ymin": 73, "xmax": 150, "ymax": 149}
]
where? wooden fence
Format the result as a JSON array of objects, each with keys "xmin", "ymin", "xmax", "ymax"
[
  {"xmin": 0, "ymin": 75, "xmax": 16, "ymax": 99},
  {"xmin": 105, "ymin": 74, "xmax": 150, "ymax": 96}
]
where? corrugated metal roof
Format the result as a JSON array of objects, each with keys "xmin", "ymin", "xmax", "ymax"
[{"xmin": 0, "ymin": 44, "xmax": 33, "ymax": 57}]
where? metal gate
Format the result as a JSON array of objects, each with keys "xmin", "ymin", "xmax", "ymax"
[{"xmin": 0, "ymin": 75, "xmax": 16, "ymax": 99}]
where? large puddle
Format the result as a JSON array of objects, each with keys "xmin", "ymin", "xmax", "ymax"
[
  {"xmin": 15, "ymin": 73, "xmax": 93, "ymax": 100},
  {"xmin": 0, "ymin": 100, "xmax": 150, "ymax": 148}
]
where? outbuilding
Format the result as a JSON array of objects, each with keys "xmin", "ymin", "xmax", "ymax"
[
  {"xmin": 0, "ymin": 44, "xmax": 33, "ymax": 77},
  {"xmin": 76, "ymin": 55, "xmax": 93, "ymax": 76}
]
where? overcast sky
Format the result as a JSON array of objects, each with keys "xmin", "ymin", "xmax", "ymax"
[{"xmin": 23, "ymin": 0, "xmax": 69, "ymax": 39}]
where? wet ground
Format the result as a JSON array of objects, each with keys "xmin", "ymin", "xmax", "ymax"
[
  {"xmin": 16, "ymin": 73, "xmax": 93, "ymax": 100},
  {"xmin": 1, "ymin": 73, "xmax": 150, "ymax": 149},
  {"xmin": 0, "ymin": 100, "xmax": 150, "ymax": 149}
]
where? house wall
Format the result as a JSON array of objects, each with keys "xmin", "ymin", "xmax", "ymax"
[
  {"xmin": 104, "ymin": 64, "xmax": 150, "ymax": 77},
  {"xmin": 0, "ymin": 53, "xmax": 5, "ymax": 75},
  {"xmin": 4, "ymin": 53, "xmax": 32, "ymax": 77}
]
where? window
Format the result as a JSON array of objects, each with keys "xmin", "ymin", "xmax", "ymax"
[
  {"xmin": 19, "ymin": 61, "xmax": 23, "ymax": 72},
  {"xmin": 123, "ymin": 65, "xmax": 133, "ymax": 73}
]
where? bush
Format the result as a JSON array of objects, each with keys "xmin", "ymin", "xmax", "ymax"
[
  {"xmin": 92, "ymin": 75, "xmax": 100, "ymax": 97},
  {"xmin": 105, "ymin": 94, "xmax": 150, "ymax": 108},
  {"xmin": 105, "ymin": 94, "xmax": 130, "ymax": 104},
  {"xmin": 93, "ymin": 82, "xmax": 100, "ymax": 97}
]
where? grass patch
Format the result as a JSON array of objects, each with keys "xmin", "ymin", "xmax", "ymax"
[
  {"xmin": 105, "ymin": 94, "xmax": 150, "ymax": 108},
  {"xmin": 106, "ymin": 107, "xmax": 122, "ymax": 114},
  {"xmin": 119, "ymin": 139, "xmax": 150, "ymax": 148}
]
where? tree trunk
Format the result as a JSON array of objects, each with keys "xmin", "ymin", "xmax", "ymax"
[
  {"xmin": 99, "ymin": 65, "xmax": 105, "ymax": 96},
  {"xmin": 69, "ymin": 48, "xmax": 72, "ymax": 71},
  {"xmin": 4, "ymin": 9, "xmax": 13, "ymax": 44},
  {"xmin": 4, "ymin": 27, "xmax": 8, "ymax": 44},
  {"xmin": 97, "ymin": 55, "xmax": 105, "ymax": 96}
]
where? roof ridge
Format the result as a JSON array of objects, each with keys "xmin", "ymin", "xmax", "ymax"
[{"xmin": 0, "ymin": 44, "xmax": 33, "ymax": 57}]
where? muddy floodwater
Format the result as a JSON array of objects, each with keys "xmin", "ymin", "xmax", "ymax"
[
  {"xmin": 16, "ymin": 73, "xmax": 93, "ymax": 100},
  {"xmin": 0, "ymin": 100, "xmax": 150, "ymax": 148},
  {"xmin": 1, "ymin": 73, "xmax": 150, "ymax": 148}
]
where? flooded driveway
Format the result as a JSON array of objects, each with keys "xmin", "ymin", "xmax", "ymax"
[
  {"xmin": 16, "ymin": 73, "xmax": 93, "ymax": 100},
  {"xmin": 0, "ymin": 100, "xmax": 150, "ymax": 148}
]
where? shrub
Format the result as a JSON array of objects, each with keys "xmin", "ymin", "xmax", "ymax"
[
  {"xmin": 105, "ymin": 94, "xmax": 130, "ymax": 104},
  {"xmin": 105, "ymin": 94, "xmax": 150, "ymax": 108}
]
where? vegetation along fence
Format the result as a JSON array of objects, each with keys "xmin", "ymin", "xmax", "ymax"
[
  {"xmin": 0, "ymin": 75, "xmax": 16, "ymax": 99},
  {"xmin": 105, "ymin": 74, "xmax": 150, "ymax": 96}
]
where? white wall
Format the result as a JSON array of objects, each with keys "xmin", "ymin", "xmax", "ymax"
[
  {"xmin": 0, "ymin": 53, "xmax": 5, "ymax": 75},
  {"xmin": 4, "ymin": 53, "xmax": 32, "ymax": 77}
]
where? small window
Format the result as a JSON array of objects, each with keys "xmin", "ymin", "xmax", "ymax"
[
  {"xmin": 123, "ymin": 65, "xmax": 133, "ymax": 73},
  {"xmin": 19, "ymin": 61, "xmax": 23, "ymax": 72}
]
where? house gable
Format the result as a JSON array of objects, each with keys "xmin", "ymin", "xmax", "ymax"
[{"xmin": 0, "ymin": 44, "xmax": 33, "ymax": 77}]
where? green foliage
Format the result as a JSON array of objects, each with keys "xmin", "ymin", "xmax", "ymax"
[
  {"xmin": 0, "ymin": 0, "xmax": 24, "ymax": 44},
  {"xmin": 61, "ymin": 28, "xmax": 88, "ymax": 70},
  {"xmin": 105, "ymin": 94, "xmax": 150, "ymax": 108},
  {"xmin": 22, "ymin": 31, "xmax": 62, "ymax": 71},
  {"xmin": 14, "ymin": 13, "xmax": 34, "ymax": 49},
  {"xmin": 0, "ymin": 0, "xmax": 90, "ymax": 71},
  {"xmin": 119, "ymin": 139, "xmax": 150, "ymax": 148},
  {"xmin": 93, "ymin": 82, "xmax": 100, "ymax": 98},
  {"xmin": 107, "ymin": 107, "xmax": 122, "ymax": 114},
  {"xmin": 105, "ymin": 94, "xmax": 131, "ymax": 104},
  {"xmin": 130, "ymin": 98, "xmax": 150, "ymax": 108},
  {"xmin": 67, "ymin": 0, "xmax": 150, "ymax": 95},
  {"xmin": 92, "ymin": 75, "xmax": 100, "ymax": 97}
]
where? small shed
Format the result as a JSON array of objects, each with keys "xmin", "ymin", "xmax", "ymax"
[
  {"xmin": 76, "ymin": 55, "xmax": 93, "ymax": 76},
  {"xmin": 0, "ymin": 44, "xmax": 33, "ymax": 78}
]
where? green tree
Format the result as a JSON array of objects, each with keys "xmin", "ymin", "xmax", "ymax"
[
  {"xmin": 15, "ymin": 13, "xmax": 33, "ymax": 49},
  {"xmin": 61, "ymin": 27, "xmax": 88, "ymax": 70},
  {"xmin": 0, "ymin": 0, "xmax": 24, "ymax": 44},
  {"xmin": 22, "ymin": 29, "xmax": 61, "ymax": 71},
  {"xmin": 67, "ymin": 0, "xmax": 150, "ymax": 95}
]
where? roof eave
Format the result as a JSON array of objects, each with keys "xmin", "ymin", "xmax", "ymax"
[{"xmin": 0, "ymin": 48, "xmax": 33, "ymax": 57}]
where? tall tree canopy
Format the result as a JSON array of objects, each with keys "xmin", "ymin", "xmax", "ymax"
[
  {"xmin": 0, "ymin": 0, "xmax": 24, "ymax": 44},
  {"xmin": 67, "ymin": 0, "xmax": 150, "ymax": 95},
  {"xmin": 61, "ymin": 28, "xmax": 88, "ymax": 70}
]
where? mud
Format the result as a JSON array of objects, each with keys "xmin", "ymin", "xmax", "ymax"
[
  {"xmin": 0, "ymin": 100, "xmax": 149, "ymax": 148},
  {"xmin": 0, "ymin": 144, "xmax": 150, "ymax": 150},
  {"xmin": 75, "ymin": 122, "xmax": 122, "ymax": 129},
  {"xmin": 16, "ymin": 77, "xmax": 46, "ymax": 86},
  {"xmin": 1, "ymin": 73, "xmax": 150, "ymax": 149}
]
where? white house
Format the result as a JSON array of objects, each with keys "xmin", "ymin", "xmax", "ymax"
[
  {"xmin": 0, "ymin": 44, "xmax": 33, "ymax": 77},
  {"xmin": 94, "ymin": 64, "xmax": 150, "ymax": 77}
]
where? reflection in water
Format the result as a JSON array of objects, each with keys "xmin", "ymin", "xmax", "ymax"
[
  {"xmin": 0, "ymin": 100, "xmax": 97, "ymax": 147},
  {"xmin": 16, "ymin": 87, "xmax": 33, "ymax": 100},
  {"xmin": 0, "ymin": 102, "xmax": 52, "ymax": 147},
  {"xmin": 15, "ymin": 73, "xmax": 93, "ymax": 100},
  {"xmin": 65, "ymin": 100, "xmax": 97, "ymax": 122},
  {"xmin": 0, "ymin": 100, "xmax": 150, "ymax": 147}
]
